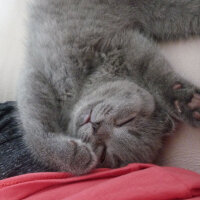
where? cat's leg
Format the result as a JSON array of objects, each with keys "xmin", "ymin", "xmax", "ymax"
[
  {"xmin": 17, "ymin": 68, "xmax": 100, "ymax": 175},
  {"xmin": 126, "ymin": 31, "xmax": 200, "ymax": 126},
  {"xmin": 132, "ymin": 0, "xmax": 200, "ymax": 41}
]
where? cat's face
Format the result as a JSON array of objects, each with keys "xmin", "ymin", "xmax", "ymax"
[{"xmin": 70, "ymin": 80, "xmax": 170, "ymax": 168}]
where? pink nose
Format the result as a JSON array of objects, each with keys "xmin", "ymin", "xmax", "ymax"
[
  {"xmin": 80, "ymin": 110, "xmax": 92, "ymax": 126},
  {"xmin": 83, "ymin": 113, "xmax": 91, "ymax": 124}
]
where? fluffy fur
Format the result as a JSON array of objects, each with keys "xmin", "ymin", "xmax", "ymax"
[{"xmin": 17, "ymin": 0, "xmax": 200, "ymax": 175}]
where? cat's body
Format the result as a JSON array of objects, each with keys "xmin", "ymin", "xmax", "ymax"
[{"xmin": 18, "ymin": 0, "xmax": 200, "ymax": 175}]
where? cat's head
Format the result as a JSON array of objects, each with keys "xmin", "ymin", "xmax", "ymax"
[{"xmin": 70, "ymin": 80, "xmax": 172, "ymax": 168}]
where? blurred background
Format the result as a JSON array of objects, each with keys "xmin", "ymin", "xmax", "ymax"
[{"xmin": 0, "ymin": 0, "xmax": 26, "ymax": 102}]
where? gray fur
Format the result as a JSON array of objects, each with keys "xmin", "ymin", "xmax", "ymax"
[{"xmin": 17, "ymin": 0, "xmax": 200, "ymax": 175}]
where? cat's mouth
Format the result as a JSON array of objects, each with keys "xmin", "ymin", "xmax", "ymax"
[{"xmin": 100, "ymin": 145, "xmax": 107, "ymax": 163}]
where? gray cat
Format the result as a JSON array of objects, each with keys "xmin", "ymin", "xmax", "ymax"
[{"xmin": 17, "ymin": 0, "xmax": 200, "ymax": 175}]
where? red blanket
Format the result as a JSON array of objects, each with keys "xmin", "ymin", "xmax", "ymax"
[{"xmin": 1, "ymin": 164, "xmax": 200, "ymax": 200}]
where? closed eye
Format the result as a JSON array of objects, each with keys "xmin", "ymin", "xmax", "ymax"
[{"xmin": 115, "ymin": 113, "xmax": 136, "ymax": 127}]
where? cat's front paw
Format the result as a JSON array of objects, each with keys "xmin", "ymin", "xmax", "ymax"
[
  {"xmin": 171, "ymin": 82, "xmax": 200, "ymax": 126},
  {"xmin": 68, "ymin": 140, "xmax": 98, "ymax": 175}
]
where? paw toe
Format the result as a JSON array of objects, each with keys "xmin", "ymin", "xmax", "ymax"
[
  {"xmin": 173, "ymin": 83, "xmax": 182, "ymax": 90},
  {"xmin": 193, "ymin": 111, "xmax": 200, "ymax": 120},
  {"xmin": 188, "ymin": 94, "xmax": 200, "ymax": 110}
]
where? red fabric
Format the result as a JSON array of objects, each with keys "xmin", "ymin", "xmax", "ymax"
[{"xmin": 1, "ymin": 164, "xmax": 200, "ymax": 200}]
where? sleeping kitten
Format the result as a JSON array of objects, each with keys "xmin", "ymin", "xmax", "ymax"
[{"xmin": 17, "ymin": 0, "xmax": 200, "ymax": 175}]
